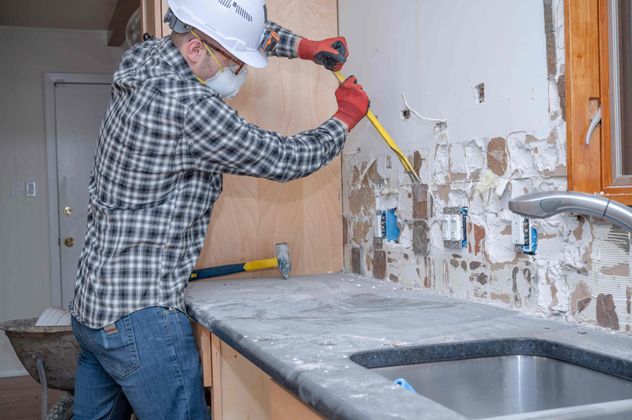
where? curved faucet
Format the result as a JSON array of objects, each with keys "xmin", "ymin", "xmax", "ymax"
[{"xmin": 509, "ymin": 191, "xmax": 632, "ymax": 233}]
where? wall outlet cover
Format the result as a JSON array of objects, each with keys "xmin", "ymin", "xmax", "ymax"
[{"xmin": 442, "ymin": 206, "xmax": 468, "ymax": 249}]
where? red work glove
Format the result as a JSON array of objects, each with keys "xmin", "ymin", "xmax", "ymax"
[
  {"xmin": 298, "ymin": 37, "xmax": 349, "ymax": 71},
  {"xmin": 333, "ymin": 76, "xmax": 370, "ymax": 131}
]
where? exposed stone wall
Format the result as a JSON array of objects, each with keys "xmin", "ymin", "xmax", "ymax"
[{"xmin": 342, "ymin": 0, "xmax": 632, "ymax": 333}]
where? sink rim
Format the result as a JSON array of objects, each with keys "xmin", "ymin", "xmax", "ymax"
[{"xmin": 350, "ymin": 337, "xmax": 632, "ymax": 381}]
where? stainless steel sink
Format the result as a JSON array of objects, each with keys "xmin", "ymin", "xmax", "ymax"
[{"xmin": 351, "ymin": 339, "xmax": 632, "ymax": 419}]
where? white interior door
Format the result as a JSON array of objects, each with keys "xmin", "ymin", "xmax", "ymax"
[{"xmin": 54, "ymin": 82, "xmax": 111, "ymax": 308}]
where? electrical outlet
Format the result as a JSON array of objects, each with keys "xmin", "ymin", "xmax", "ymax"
[
  {"xmin": 376, "ymin": 209, "xmax": 400, "ymax": 243},
  {"xmin": 512, "ymin": 214, "xmax": 537, "ymax": 255},
  {"xmin": 25, "ymin": 179, "xmax": 37, "ymax": 197},
  {"xmin": 443, "ymin": 207, "xmax": 468, "ymax": 249}
]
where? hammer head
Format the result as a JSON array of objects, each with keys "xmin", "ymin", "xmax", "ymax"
[{"xmin": 275, "ymin": 242, "xmax": 291, "ymax": 280}]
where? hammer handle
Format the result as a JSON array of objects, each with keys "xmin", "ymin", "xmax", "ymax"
[
  {"xmin": 190, "ymin": 264, "xmax": 245, "ymax": 280},
  {"xmin": 190, "ymin": 258, "xmax": 279, "ymax": 281}
]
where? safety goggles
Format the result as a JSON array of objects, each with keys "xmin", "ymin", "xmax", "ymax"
[{"xmin": 191, "ymin": 30, "xmax": 246, "ymax": 75}]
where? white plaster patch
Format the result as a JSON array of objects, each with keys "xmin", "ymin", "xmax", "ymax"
[
  {"xmin": 430, "ymin": 221, "xmax": 445, "ymax": 253},
  {"xmin": 418, "ymin": 147, "xmax": 433, "ymax": 182},
  {"xmin": 397, "ymin": 186, "xmax": 413, "ymax": 221},
  {"xmin": 548, "ymin": 78, "xmax": 561, "ymax": 117},
  {"xmin": 433, "ymin": 144, "xmax": 450, "ymax": 185},
  {"xmin": 398, "ymin": 223, "xmax": 413, "ymax": 248},
  {"xmin": 533, "ymin": 141, "xmax": 560, "ymax": 173},
  {"xmin": 446, "ymin": 263, "xmax": 468, "ymax": 298},
  {"xmin": 549, "ymin": 263, "xmax": 570, "ymax": 313},
  {"xmin": 484, "ymin": 212, "xmax": 516, "ymax": 264},
  {"xmin": 536, "ymin": 259, "xmax": 553, "ymax": 310},
  {"xmin": 507, "ymin": 132, "xmax": 538, "ymax": 177},
  {"xmin": 465, "ymin": 139, "xmax": 486, "ymax": 175},
  {"xmin": 561, "ymin": 217, "xmax": 593, "ymax": 271},
  {"xmin": 376, "ymin": 192, "xmax": 398, "ymax": 211},
  {"xmin": 534, "ymin": 177, "xmax": 567, "ymax": 192},
  {"xmin": 449, "ymin": 143, "xmax": 468, "ymax": 176},
  {"xmin": 495, "ymin": 176, "xmax": 511, "ymax": 198}
]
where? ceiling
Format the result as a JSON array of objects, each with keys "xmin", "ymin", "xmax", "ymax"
[{"xmin": 0, "ymin": 0, "xmax": 121, "ymax": 31}]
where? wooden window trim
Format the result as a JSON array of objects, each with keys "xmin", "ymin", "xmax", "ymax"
[{"xmin": 566, "ymin": 0, "xmax": 632, "ymax": 204}]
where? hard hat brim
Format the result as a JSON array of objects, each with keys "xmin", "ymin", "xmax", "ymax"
[{"xmin": 229, "ymin": 48, "xmax": 268, "ymax": 69}]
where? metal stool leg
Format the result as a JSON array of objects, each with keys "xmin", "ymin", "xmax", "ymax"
[{"xmin": 35, "ymin": 357, "xmax": 48, "ymax": 420}]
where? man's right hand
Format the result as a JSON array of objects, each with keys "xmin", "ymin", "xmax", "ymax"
[{"xmin": 333, "ymin": 76, "xmax": 370, "ymax": 132}]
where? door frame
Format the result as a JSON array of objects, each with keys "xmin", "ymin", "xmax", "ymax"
[{"xmin": 44, "ymin": 73, "xmax": 112, "ymax": 307}]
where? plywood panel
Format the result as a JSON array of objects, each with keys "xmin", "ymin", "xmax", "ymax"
[
  {"xmin": 218, "ymin": 340, "xmax": 271, "ymax": 419},
  {"xmin": 140, "ymin": 0, "xmax": 343, "ymax": 276},
  {"xmin": 197, "ymin": 0, "xmax": 342, "ymax": 277},
  {"xmin": 209, "ymin": 334, "xmax": 324, "ymax": 420},
  {"xmin": 211, "ymin": 334, "xmax": 223, "ymax": 420},
  {"xmin": 193, "ymin": 322, "xmax": 213, "ymax": 388},
  {"xmin": 269, "ymin": 380, "xmax": 324, "ymax": 420},
  {"xmin": 140, "ymin": 0, "xmax": 162, "ymax": 38}
]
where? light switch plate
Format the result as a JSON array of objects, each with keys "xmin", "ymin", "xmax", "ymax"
[{"xmin": 25, "ymin": 179, "xmax": 37, "ymax": 197}]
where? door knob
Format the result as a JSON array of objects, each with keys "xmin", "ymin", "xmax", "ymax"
[
  {"xmin": 63, "ymin": 206, "xmax": 73, "ymax": 216},
  {"xmin": 64, "ymin": 237, "xmax": 74, "ymax": 247}
]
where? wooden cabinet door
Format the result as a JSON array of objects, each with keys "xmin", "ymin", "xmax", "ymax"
[{"xmin": 210, "ymin": 334, "xmax": 323, "ymax": 420}]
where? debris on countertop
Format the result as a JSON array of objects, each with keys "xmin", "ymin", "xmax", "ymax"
[{"xmin": 186, "ymin": 273, "xmax": 632, "ymax": 420}]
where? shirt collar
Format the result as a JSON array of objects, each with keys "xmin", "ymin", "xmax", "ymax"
[{"xmin": 161, "ymin": 36, "xmax": 197, "ymax": 81}]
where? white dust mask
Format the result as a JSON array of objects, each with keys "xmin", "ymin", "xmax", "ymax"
[{"xmin": 204, "ymin": 66, "xmax": 248, "ymax": 99}]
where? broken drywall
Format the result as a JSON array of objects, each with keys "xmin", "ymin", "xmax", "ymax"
[{"xmin": 340, "ymin": 0, "xmax": 632, "ymax": 334}]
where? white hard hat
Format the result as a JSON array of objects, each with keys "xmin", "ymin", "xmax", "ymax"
[{"xmin": 166, "ymin": 0, "xmax": 269, "ymax": 68}]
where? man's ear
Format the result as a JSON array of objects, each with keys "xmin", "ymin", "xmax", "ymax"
[{"xmin": 185, "ymin": 39, "xmax": 205, "ymax": 64}]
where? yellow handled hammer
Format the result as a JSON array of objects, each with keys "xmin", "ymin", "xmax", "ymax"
[
  {"xmin": 190, "ymin": 242, "xmax": 291, "ymax": 280},
  {"xmin": 333, "ymin": 71, "xmax": 421, "ymax": 184}
]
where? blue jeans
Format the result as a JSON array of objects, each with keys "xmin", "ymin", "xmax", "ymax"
[{"xmin": 71, "ymin": 307, "xmax": 210, "ymax": 420}]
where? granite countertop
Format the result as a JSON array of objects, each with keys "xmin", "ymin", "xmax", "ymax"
[{"xmin": 185, "ymin": 273, "xmax": 632, "ymax": 420}]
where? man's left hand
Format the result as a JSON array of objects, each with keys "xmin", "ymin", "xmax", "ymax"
[{"xmin": 298, "ymin": 37, "xmax": 349, "ymax": 71}]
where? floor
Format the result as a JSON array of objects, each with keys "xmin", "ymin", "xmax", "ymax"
[{"xmin": 0, "ymin": 375, "xmax": 65, "ymax": 420}]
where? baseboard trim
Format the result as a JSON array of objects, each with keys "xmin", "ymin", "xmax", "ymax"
[{"xmin": 0, "ymin": 367, "xmax": 28, "ymax": 378}]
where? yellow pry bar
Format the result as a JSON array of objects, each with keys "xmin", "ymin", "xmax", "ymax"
[
  {"xmin": 243, "ymin": 257, "xmax": 278, "ymax": 272},
  {"xmin": 333, "ymin": 71, "xmax": 421, "ymax": 184}
]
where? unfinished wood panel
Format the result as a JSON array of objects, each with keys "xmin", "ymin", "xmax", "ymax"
[
  {"xmin": 196, "ymin": 0, "xmax": 342, "ymax": 277},
  {"xmin": 140, "ymin": 0, "xmax": 161, "ymax": 38},
  {"xmin": 140, "ymin": 0, "xmax": 170, "ymax": 37},
  {"xmin": 565, "ymin": 0, "xmax": 603, "ymax": 194},
  {"xmin": 269, "ymin": 380, "xmax": 324, "ymax": 420},
  {"xmin": 193, "ymin": 322, "xmax": 213, "ymax": 388},
  {"xmin": 211, "ymin": 334, "xmax": 223, "ymax": 420},
  {"xmin": 217, "ymin": 339, "xmax": 271, "ymax": 419},
  {"xmin": 209, "ymin": 333, "xmax": 323, "ymax": 420}
]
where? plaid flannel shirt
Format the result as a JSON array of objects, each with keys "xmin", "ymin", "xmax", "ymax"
[{"xmin": 71, "ymin": 23, "xmax": 347, "ymax": 328}]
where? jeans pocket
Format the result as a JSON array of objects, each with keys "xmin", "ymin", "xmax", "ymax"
[{"xmin": 99, "ymin": 317, "xmax": 141, "ymax": 378}]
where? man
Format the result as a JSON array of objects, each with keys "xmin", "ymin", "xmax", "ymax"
[{"xmin": 69, "ymin": 0, "xmax": 369, "ymax": 418}]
